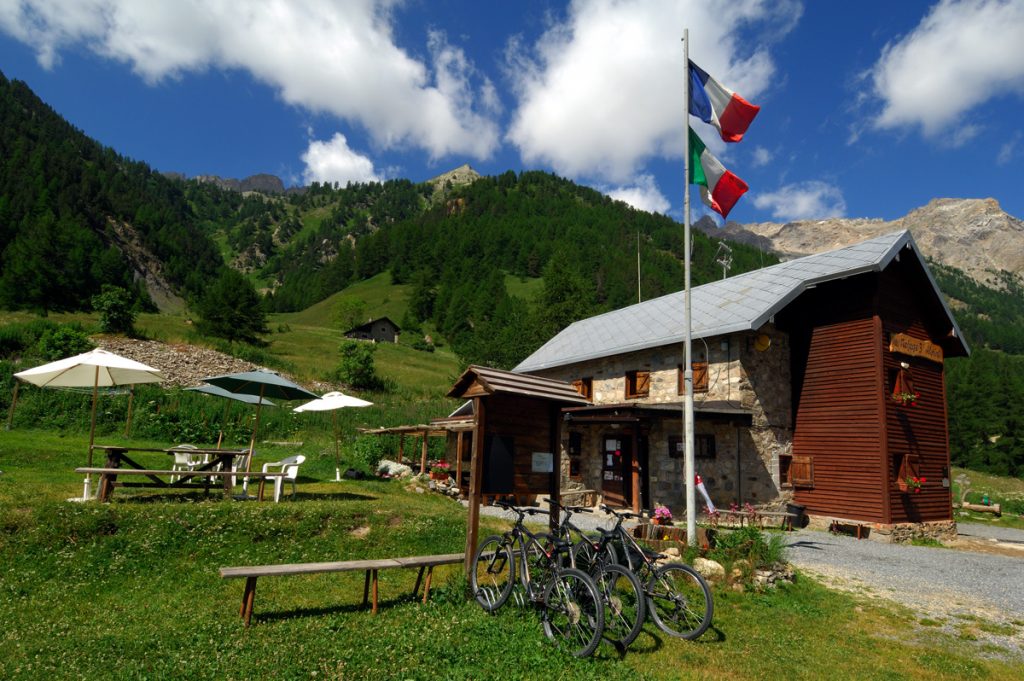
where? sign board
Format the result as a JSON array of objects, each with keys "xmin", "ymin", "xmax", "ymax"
[
  {"xmin": 889, "ymin": 333, "xmax": 943, "ymax": 363},
  {"xmin": 531, "ymin": 451, "xmax": 553, "ymax": 473}
]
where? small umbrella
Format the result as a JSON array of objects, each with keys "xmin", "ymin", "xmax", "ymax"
[
  {"xmin": 14, "ymin": 348, "xmax": 164, "ymax": 499},
  {"xmin": 201, "ymin": 370, "xmax": 317, "ymax": 493},
  {"xmin": 185, "ymin": 384, "xmax": 277, "ymax": 449},
  {"xmin": 294, "ymin": 391, "xmax": 373, "ymax": 481}
]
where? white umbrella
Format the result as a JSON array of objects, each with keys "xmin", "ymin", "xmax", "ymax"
[
  {"xmin": 14, "ymin": 348, "xmax": 164, "ymax": 499},
  {"xmin": 294, "ymin": 391, "xmax": 373, "ymax": 481}
]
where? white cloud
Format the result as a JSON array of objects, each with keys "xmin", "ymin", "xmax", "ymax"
[
  {"xmin": 752, "ymin": 181, "xmax": 847, "ymax": 221},
  {"xmin": 605, "ymin": 175, "xmax": 670, "ymax": 214},
  {"xmin": 870, "ymin": 0, "xmax": 1024, "ymax": 138},
  {"xmin": 301, "ymin": 133, "xmax": 380, "ymax": 185},
  {"xmin": 505, "ymin": 0, "xmax": 800, "ymax": 183},
  {"xmin": 0, "ymin": 0, "xmax": 500, "ymax": 159},
  {"xmin": 997, "ymin": 131, "xmax": 1022, "ymax": 165},
  {"xmin": 751, "ymin": 146, "xmax": 773, "ymax": 167}
]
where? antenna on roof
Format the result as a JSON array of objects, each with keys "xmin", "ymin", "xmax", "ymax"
[{"xmin": 715, "ymin": 241, "xmax": 733, "ymax": 279}]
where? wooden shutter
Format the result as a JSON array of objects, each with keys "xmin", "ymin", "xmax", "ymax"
[
  {"xmin": 692, "ymin": 362, "xmax": 709, "ymax": 393},
  {"xmin": 790, "ymin": 455, "xmax": 814, "ymax": 487},
  {"xmin": 635, "ymin": 370, "xmax": 650, "ymax": 396}
]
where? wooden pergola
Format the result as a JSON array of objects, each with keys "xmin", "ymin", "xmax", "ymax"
[{"xmin": 360, "ymin": 419, "xmax": 474, "ymax": 476}]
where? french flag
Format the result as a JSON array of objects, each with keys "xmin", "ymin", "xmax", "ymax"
[{"xmin": 689, "ymin": 60, "xmax": 760, "ymax": 143}]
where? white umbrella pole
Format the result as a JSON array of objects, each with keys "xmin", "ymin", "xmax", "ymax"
[
  {"xmin": 333, "ymin": 411, "xmax": 341, "ymax": 482},
  {"xmin": 242, "ymin": 386, "xmax": 265, "ymax": 495},
  {"xmin": 84, "ymin": 367, "xmax": 100, "ymax": 501}
]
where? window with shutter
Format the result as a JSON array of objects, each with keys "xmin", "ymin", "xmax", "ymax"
[
  {"xmin": 678, "ymin": 363, "xmax": 710, "ymax": 394},
  {"xmin": 626, "ymin": 370, "xmax": 650, "ymax": 399},
  {"xmin": 572, "ymin": 377, "xmax": 593, "ymax": 400},
  {"xmin": 783, "ymin": 455, "xmax": 814, "ymax": 487}
]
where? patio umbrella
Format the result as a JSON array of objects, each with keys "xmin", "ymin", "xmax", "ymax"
[
  {"xmin": 14, "ymin": 348, "xmax": 164, "ymax": 498},
  {"xmin": 200, "ymin": 370, "xmax": 317, "ymax": 492},
  {"xmin": 185, "ymin": 383, "xmax": 276, "ymax": 449},
  {"xmin": 294, "ymin": 391, "xmax": 373, "ymax": 481}
]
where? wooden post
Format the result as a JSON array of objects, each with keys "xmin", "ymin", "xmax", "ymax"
[
  {"xmin": 464, "ymin": 397, "xmax": 486, "ymax": 577},
  {"xmin": 631, "ymin": 428, "xmax": 641, "ymax": 515},
  {"xmin": 549, "ymin": 403, "xmax": 562, "ymax": 534},
  {"xmin": 398, "ymin": 433, "xmax": 405, "ymax": 464},
  {"xmin": 455, "ymin": 430, "xmax": 464, "ymax": 494},
  {"xmin": 420, "ymin": 431, "xmax": 428, "ymax": 475},
  {"xmin": 123, "ymin": 386, "xmax": 135, "ymax": 437},
  {"xmin": 6, "ymin": 382, "xmax": 19, "ymax": 431}
]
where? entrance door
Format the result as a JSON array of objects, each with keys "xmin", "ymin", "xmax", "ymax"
[{"xmin": 601, "ymin": 435, "xmax": 632, "ymax": 507}]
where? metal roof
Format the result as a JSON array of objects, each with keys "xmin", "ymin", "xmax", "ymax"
[
  {"xmin": 448, "ymin": 365, "xmax": 590, "ymax": 404},
  {"xmin": 515, "ymin": 230, "xmax": 968, "ymax": 373}
]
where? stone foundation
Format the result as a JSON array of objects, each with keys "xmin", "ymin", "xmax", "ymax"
[{"xmin": 807, "ymin": 514, "xmax": 958, "ymax": 544}]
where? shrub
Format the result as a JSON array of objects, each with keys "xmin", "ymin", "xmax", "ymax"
[
  {"xmin": 91, "ymin": 285, "xmax": 137, "ymax": 335},
  {"xmin": 336, "ymin": 340, "xmax": 385, "ymax": 390},
  {"xmin": 349, "ymin": 435, "xmax": 389, "ymax": 472},
  {"xmin": 709, "ymin": 526, "xmax": 787, "ymax": 569},
  {"xmin": 36, "ymin": 324, "xmax": 94, "ymax": 360}
]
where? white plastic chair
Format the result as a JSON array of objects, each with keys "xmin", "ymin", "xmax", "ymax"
[
  {"xmin": 262, "ymin": 455, "xmax": 306, "ymax": 502},
  {"xmin": 170, "ymin": 444, "xmax": 200, "ymax": 482}
]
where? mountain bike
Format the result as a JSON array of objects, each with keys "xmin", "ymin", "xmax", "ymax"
[
  {"xmin": 548, "ymin": 501, "xmax": 646, "ymax": 650},
  {"xmin": 470, "ymin": 501, "xmax": 606, "ymax": 657},
  {"xmin": 562, "ymin": 503, "xmax": 713, "ymax": 640}
]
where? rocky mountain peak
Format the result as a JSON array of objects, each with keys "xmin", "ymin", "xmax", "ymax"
[{"xmin": 703, "ymin": 198, "xmax": 1024, "ymax": 287}]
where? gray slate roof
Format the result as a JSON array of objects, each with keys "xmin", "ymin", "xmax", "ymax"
[{"xmin": 515, "ymin": 230, "xmax": 967, "ymax": 373}]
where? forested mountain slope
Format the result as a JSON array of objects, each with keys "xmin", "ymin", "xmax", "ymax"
[{"xmin": 0, "ymin": 70, "xmax": 226, "ymax": 312}]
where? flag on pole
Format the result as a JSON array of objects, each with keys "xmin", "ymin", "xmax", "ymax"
[
  {"xmin": 688, "ymin": 60, "xmax": 760, "ymax": 143},
  {"xmin": 689, "ymin": 127, "xmax": 748, "ymax": 219}
]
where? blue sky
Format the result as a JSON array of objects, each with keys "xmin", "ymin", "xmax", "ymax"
[{"xmin": 1, "ymin": 0, "xmax": 1023, "ymax": 224}]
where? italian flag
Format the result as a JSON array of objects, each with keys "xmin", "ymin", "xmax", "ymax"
[
  {"xmin": 689, "ymin": 127, "xmax": 748, "ymax": 219},
  {"xmin": 688, "ymin": 60, "xmax": 760, "ymax": 143}
]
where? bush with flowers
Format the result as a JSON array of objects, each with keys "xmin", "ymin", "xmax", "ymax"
[
  {"xmin": 429, "ymin": 460, "xmax": 451, "ymax": 476},
  {"xmin": 903, "ymin": 475, "xmax": 926, "ymax": 493},
  {"xmin": 892, "ymin": 391, "xmax": 920, "ymax": 406},
  {"xmin": 653, "ymin": 504, "xmax": 673, "ymax": 524}
]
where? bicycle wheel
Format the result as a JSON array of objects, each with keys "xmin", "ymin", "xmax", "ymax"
[
  {"xmin": 646, "ymin": 563, "xmax": 713, "ymax": 640},
  {"xmin": 595, "ymin": 563, "xmax": 645, "ymax": 649},
  {"xmin": 542, "ymin": 568, "xmax": 605, "ymax": 658},
  {"xmin": 470, "ymin": 535, "xmax": 515, "ymax": 612}
]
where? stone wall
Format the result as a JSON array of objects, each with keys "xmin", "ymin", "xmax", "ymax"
[
  {"xmin": 540, "ymin": 325, "xmax": 793, "ymax": 511},
  {"xmin": 806, "ymin": 514, "xmax": 958, "ymax": 544}
]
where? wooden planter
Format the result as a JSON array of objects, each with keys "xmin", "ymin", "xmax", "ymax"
[
  {"xmin": 633, "ymin": 523, "xmax": 714, "ymax": 550},
  {"xmin": 430, "ymin": 471, "xmax": 449, "ymax": 481}
]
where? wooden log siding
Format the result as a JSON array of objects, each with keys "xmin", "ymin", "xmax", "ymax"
[
  {"xmin": 793, "ymin": 317, "xmax": 887, "ymax": 522},
  {"xmin": 879, "ymin": 266, "xmax": 954, "ymax": 523},
  {"xmin": 485, "ymin": 393, "xmax": 557, "ymax": 498}
]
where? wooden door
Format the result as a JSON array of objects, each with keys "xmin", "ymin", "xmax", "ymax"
[{"xmin": 601, "ymin": 435, "xmax": 632, "ymax": 507}]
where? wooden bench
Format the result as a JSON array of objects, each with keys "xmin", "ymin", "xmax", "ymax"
[
  {"xmin": 715, "ymin": 509, "xmax": 798, "ymax": 531},
  {"xmin": 829, "ymin": 519, "xmax": 870, "ymax": 539},
  {"xmin": 75, "ymin": 467, "xmax": 284, "ymax": 502},
  {"xmin": 220, "ymin": 552, "xmax": 465, "ymax": 626}
]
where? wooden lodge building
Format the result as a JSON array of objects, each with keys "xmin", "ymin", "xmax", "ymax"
[{"xmin": 459, "ymin": 230, "xmax": 969, "ymax": 541}]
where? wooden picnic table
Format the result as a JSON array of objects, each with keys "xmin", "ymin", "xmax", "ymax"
[{"xmin": 84, "ymin": 445, "xmax": 259, "ymax": 501}]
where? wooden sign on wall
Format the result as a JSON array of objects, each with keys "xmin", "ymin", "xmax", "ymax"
[{"xmin": 889, "ymin": 333, "xmax": 943, "ymax": 363}]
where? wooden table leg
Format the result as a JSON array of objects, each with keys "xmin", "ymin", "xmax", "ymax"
[
  {"xmin": 257, "ymin": 479, "xmax": 267, "ymax": 501},
  {"xmin": 363, "ymin": 570, "xmax": 371, "ymax": 609}
]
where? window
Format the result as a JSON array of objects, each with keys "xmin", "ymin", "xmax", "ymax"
[
  {"xmin": 668, "ymin": 434, "xmax": 716, "ymax": 459},
  {"xmin": 625, "ymin": 370, "xmax": 650, "ymax": 399},
  {"xmin": 572, "ymin": 377, "xmax": 593, "ymax": 400},
  {"xmin": 780, "ymin": 454, "xmax": 814, "ymax": 488},
  {"xmin": 567, "ymin": 432, "xmax": 582, "ymax": 478},
  {"xmin": 677, "ymin": 362, "xmax": 709, "ymax": 394}
]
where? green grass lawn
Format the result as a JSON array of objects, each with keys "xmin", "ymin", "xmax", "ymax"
[{"xmin": 1, "ymin": 429, "xmax": 1022, "ymax": 680}]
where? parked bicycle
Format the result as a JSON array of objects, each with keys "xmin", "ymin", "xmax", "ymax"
[
  {"xmin": 548, "ymin": 501, "xmax": 646, "ymax": 650},
  {"xmin": 562, "ymin": 503, "xmax": 714, "ymax": 641},
  {"xmin": 469, "ymin": 500, "xmax": 606, "ymax": 657}
]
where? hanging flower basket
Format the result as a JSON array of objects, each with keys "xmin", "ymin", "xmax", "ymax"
[
  {"xmin": 892, "ymin": 391, "xmax": 920, "ymax": 407},
  {"xmin": 898, "ymin": 476, "xmax": 925, "ymax": 494}
]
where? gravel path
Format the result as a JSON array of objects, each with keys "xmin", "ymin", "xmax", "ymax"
[{"xmin": 784, "ymin": 524, "xmax": 1024, "ymax": 657}]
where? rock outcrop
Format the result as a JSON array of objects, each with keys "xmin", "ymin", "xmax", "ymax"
[{"xmin": 704, "ymin": 198, "xmax": 1024, "ymax": 287}]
